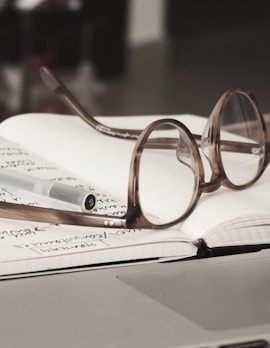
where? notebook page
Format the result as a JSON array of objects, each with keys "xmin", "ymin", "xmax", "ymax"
[
  {"xmin": 0, "ymin": 113, "xmax": 207, "ymax": 209},
  {"xmin": 0, "ymin": 120, "xmax": 197, "ymax": 276},
  {"xmin": 4, "ymin": 112, "xmax": 269, "ymax": 249},
  {"xmin": 0, "ymin": 238, "xmax": 195, "ymax": 277}
]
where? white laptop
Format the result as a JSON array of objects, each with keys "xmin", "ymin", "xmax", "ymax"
[{"xmin": 0, "ymin": 249, "xmax": 270, "ymax": 348}]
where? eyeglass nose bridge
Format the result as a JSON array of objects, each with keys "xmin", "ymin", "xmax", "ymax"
[{"xmin": 200, "ymin": 179, "xmax": 221, "ymax": 194}]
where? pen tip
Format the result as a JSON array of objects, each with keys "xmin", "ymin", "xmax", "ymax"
[{"xmin": 84, "ymin": 194, "xmax": 96, "ymax": 211}]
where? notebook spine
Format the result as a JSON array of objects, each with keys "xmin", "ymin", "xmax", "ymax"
[{"xmin": 194, "ymin": 238, "xmax": 270, "ymax": 258}]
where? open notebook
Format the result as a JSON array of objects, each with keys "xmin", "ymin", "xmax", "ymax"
[{"xmin": 0, "ymin": 113, "xmax": 269, "ymax": 278}]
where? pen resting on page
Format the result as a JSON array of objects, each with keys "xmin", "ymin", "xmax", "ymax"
[{"xmin": 0, "ymin": 169, "xmax": 96, "ymax": 212}]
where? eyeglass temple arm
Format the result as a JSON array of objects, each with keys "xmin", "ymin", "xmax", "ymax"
[
  {"xmin": 39, "ymin": 67, "xmax": 258, "ymax": 155},
  {"xmin": 145, "ymin": 135, "xmax": 257, "ymax": 154},
  {"xmin": 39, "ymin": 66, "xmax": 141, "ymax": 140},
  {"xmin": 193, "ymin": 134, "xmax": 258, "ymax": 154},
  {"xmin": 0, "ymin": 201, "xmax": 128, "ymax": 228}
]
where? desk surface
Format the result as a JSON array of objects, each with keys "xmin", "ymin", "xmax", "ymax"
[{"xmin": 1, "ymin": 250, "xmax": 270, "ymax": 348}]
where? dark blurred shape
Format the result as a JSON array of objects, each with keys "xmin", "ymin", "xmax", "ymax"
[
  {"xmin": 166, "ymin": 0, "xmax": 270, "ymax": 37},
  {"xmin": 165, "ymin": 0, "xmax": 270, "ymax": 66},
  {"xmin": 0, "ymin": 0, "xmax": 129, "ymax": 77}
]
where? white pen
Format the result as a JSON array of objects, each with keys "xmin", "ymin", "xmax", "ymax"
[{"xmin": 0, "ymin": 169, "xmax": 96, "ymax": 212}]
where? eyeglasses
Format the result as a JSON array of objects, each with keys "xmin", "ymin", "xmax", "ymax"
[{"xmin": 0, "ymin": 66, "xmax": 269, "ymax": 230}]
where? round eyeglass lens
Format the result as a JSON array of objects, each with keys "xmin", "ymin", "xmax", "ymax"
[
  {"xmin": 138, "ymin": 122, "xmax": 198, "ymax": 225},
  {"xmin": 219, "ymin": 92, "xmax": 264, "ymax": 186}
]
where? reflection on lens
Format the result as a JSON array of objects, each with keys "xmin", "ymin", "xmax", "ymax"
[
  {"xmin": 220, "ymin": 92, "xmax": 264, "ymax": 186},
  {"xmin": 138, "ymin": 122, "xmax": 197, "ymax": 225}
]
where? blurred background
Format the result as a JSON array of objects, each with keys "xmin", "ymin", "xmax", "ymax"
[{"xmin": 0, "ymin": 0, "xmax": 270, "ymax": 121}]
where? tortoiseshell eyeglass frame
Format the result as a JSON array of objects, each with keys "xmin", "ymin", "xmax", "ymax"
[{"xmin": 0, "ymin": 66, "xmax": 269, "ymax": 229}]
